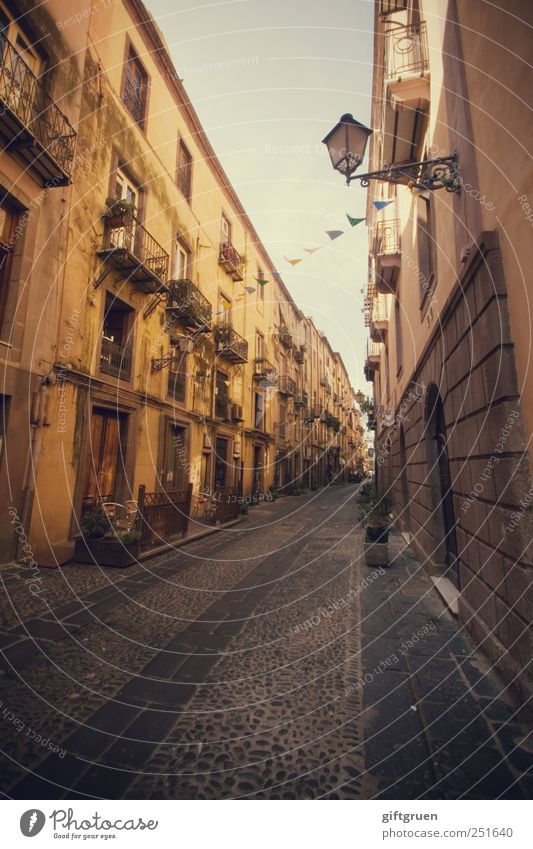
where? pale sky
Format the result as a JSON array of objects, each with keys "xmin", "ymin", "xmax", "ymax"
[{"xmin": 146, "ymin": 0, "xmax": 375, "ymax": 391}]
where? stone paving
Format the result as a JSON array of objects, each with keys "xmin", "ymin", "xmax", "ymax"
[{"xmin": 1, "ymin": 485, "xmax": 532, "ymax": 799}]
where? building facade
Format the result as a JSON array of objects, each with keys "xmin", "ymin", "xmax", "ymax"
[
  {"xmin": 0, "ymin": 0, "xmax": 363, "ymax": 565},
  {"xmin": 364, "ymin": 0, "xmax": 533, "ymax": 703}
]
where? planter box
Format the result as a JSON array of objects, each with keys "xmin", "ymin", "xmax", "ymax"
[
  {"xmin": 363, "ymin": 534, "xmax": 389, "ymax": 567},
  {"xmin": 73, "ymin": 537, "xmax": 140, "ymax": 568}
]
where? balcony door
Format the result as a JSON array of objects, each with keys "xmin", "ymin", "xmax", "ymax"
[
  {"xmin": 111, "ymin": 168, "xmax": 138, "ymax": 251},
  {"xmin": 0, "ymin": 5, "xmax": 41, "ymax": 118},
  {"xmin": 83, "ymin": 408, "xmax": 126, "ymax": 509}
]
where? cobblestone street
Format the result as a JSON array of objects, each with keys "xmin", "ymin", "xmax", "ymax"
[{"xmin": 1, "ymin": 485, "xmax": 532, "ymax": 800}]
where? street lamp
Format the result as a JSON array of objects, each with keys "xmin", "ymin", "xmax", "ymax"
[
  {"xmin": 322, "ymin": 113, "xmax": 460, "ymax": 192},
  {"xmin": 355, "ymin": 389, "xmax": 366, "ymax": 405}
]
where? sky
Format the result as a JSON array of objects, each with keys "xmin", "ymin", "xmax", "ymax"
[{"xmin": 146, "ymin": 0, "xmax": 375, "ymax": 391}]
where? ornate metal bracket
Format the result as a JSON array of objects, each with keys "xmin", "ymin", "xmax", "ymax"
[{"xmin": 348, "ymin": 153, "xmax": 460, "ymax": 192}]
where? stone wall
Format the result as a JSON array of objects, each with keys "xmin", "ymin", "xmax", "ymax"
[{"xmin": 375, "ymin": 231, "xmax": 533, "ymax": 707}]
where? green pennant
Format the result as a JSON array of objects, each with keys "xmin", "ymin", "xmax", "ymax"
[
  {"xmin": 256, "ymin": 277, "xmax": 269, "ymax": 286},
  {"xmin": 346, "ymin": 213, "xmax": 365, "ymax": 227}
]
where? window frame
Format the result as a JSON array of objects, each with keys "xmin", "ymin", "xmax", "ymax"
[
  {"xmin": 176, "ymin": 138, "xmax": 193, "ymax": 201},
  {"xmin": 120, "ymin": 39, "xmax": 150, "ymax": 130}
]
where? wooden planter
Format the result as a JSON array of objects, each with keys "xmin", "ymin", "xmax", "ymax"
[
  {"xmin": 363, "ymin": 529, "xmax": 389, "ymax": 567},
  {"xmin": 73, "ymin": 537, "xmax": 141, "ymax": 568}
]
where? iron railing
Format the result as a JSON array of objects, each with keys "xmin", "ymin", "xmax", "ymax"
[
  {"xmin": 218, "ymin": 242, "xmax": 244, "ymax": 281},
  {"xmin": 253, "ymin": 357, "xmax": 276, "ymax": 385},
  {"xmin": 166, "ymin": 278, "xmax": 212, "ymax": 330},
  {"xmin": 384, "ymin": 22, "xmax": 429, "ymax": 80},
  {"xmin": 101, "ymin": 212, "xmax": 169, "ymax": 287},
  {"xmin": 0, "ymin": 32, "xmax": 77, "ymax": 183},
  {"xmin": 214, "ymin": 323, "xmax": 249, "ymax": 363},
  {"xmin": 278, "ymin": 327, "xmax": 293, "ymax": 348},
  {"xmin": 294, "ymin": 390, "xmax": 308, "ymax": 407},
  {"xmin": 374, "ymin": 219, "xmax": 401, "ymax": 256},
  {"xmin": 379, "ymin": 0, "xmax": 408, "ymax": 16},
  {"xmin": 367, "ymin": 339, "xmax": 381, "ymax": 359},
  {"xmin": 278, "ymin": 375, "xmax": 296, "ymax": 396},
  {"xmin": 100, "ymin": 337, "xmax": 132, "ymax": 379},
  {"xmin": 137, "ymin": 484, "xmax": 192, "ymax": 549}
]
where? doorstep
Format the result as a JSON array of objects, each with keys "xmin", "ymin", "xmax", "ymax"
[{"xmin": 431, "ymin": 575, "xmax": 460, "ymax": 615}]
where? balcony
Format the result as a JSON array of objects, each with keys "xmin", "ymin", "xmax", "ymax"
[
  {"xmin": 0, "ymin": 34, "xmax": 76, "ymax": 186},
  {"xmin": 294, "ymin": 390, "xmax": 308, "ymax": 407},
  {"xmin": 370, "ymin": 299, "xmax": 389, "ymax": 344},
  {"xmin": 166, "ymin": 278, "xmax": 212, "ymax": 331},
  {"xmin": 98, "ymin": 212, "xmax": 169, "ymax": 293},
  {"xmin": 374, "ymin": 219, "xmax": 401, "ymax": 293},
  {"xmin": 214, "ymin": 323, "xmax": 249, "ymax": 364},
  {"xmin": 219, "ymin": 242, "xmax": 244, "ymax": 281},
  {"xmin": 379, "ymin": 0, "xmax": 408, "ymax": 15},
  {"xmin": 382, "ymin": 23, "xmax": 430, "ymax": 166},
  {"xmin": 293, "ymin": 347, "xmax": 305, "ymax": 364},
  {"xmin": 303, "ymin": 406, "xmax": 321, "ymax": 422},
  {"xmin": 100, "ymin": 337, "xmax": 132, "ymax": 380},
  {"xmin": 278, "ymin": 375, "xmax": 296, "ymax": 396},
  {"xmin": 278, "ymin": 327, "xmax": 293, "ymax": 348},
  {"xmin": 253, "ymin": 358, "xmax": 277, "ymax": 386},
  {"xmin": 364, "ymin": 340, "xmax": 381, "ymax": 382}
]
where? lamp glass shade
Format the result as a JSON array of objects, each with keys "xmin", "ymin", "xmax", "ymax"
[
  {"xmin": 322, "ymin": 114, "xmax": 373, "ymax": 179},
  {"xmin": 355, "ymin": 390, "xmax": 365, "ymax": 405}
]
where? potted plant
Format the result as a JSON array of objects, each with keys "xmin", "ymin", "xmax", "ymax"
[
  {"xmin": 359, "ymin": 489, "xmax": 392, "ymax": 567},
  {"xmin": 74, "ymin": 506, "xmax": 142, "ymax": 568},
  {"xmin": 103, "ymin": 196, "xmax": 135, "ymax": 226}
]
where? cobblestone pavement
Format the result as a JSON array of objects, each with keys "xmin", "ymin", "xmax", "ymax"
[{"xmin": 1, "ymin": 485, "xmax": 532, "ymax": 799}]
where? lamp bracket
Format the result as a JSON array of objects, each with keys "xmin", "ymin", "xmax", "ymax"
[{"xmin": 348, "ymin": 153, "xmax": 460, "ymax": 192}]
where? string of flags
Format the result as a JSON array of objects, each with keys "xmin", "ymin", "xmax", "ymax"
[{"xmin": 240, "ymin": 202, "xmax": 391, "ymax": 290}]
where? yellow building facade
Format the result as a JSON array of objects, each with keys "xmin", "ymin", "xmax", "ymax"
[{"xmin": 0, "ymin": 0, "xmax": 362, "ymax": 565}]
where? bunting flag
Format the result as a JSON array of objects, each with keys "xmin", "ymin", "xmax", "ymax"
[
  {"xmin": 284, "ymin": 256, "xmax": 303, "ymax": 266},
  {"xmin": 256, "ymin": 278, "xmax": 269, "ymax": 286},
  {"xmin": 326, "ymin": 230, "xmax": 344, "ymax": 240},
  {"xmin": 304, "ymin": 247, "xmax": 320, "ymax": 254},
  {"xmin": 245, "ymin": 286, "xmax": 256, "ymax": 294},
  {"xmin": 346, "ymin": 213, "xmax": 365, "ymax": 227},
  {"xmin": 373, "ymin": 200, "xmax": 394, "ymax": 211},
  {"xmin": 272, "ymin": 271, "xmax": 282, "ymax": 280}
]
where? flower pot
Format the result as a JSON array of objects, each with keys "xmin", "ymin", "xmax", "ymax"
[
  {"xmin": 363, "ymin": 530, "xmax": 389, "ymax": 567},
  {"xmin": 74, "ymin": 537, "xmax": 140, "ymax": 567}
]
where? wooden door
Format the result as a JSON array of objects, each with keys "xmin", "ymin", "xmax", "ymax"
[{"xmin": 84, "ymin": 410, "xmax": 122, "ymax": 506}]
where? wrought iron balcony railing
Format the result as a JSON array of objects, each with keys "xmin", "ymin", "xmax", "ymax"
[
  {"xmin": 100, "ymin": 337, "xmax": 133, "ymax": 380},
  {"xmin": 293, "ymin": 347, "xmax": 305, "ymax": 364},
  {"xmin": 379, "ymin": 0, "xmax": 408, "ymax": 16},
  {"xmin": 253, "ymin": 357, "xmax": 277, "ymax": 385},
  {"xmin": 0, "ymin": 32, "xmax": 77, "ymax": 185},
  {"xmin": 218, "ymin": 242, "xmax": 244, "ymax": 281},
  {"xmin": 374, "ymin": 219, "xmax": 401, "ymax": 256},
  {"xmin": 278, "ymin": 375, "xmax": 296, "ymax": 396},
  {"xmin": 214, "ymin": 323, "xmax": 249, "ymax": 363},
  {"xmin": 294, "ymin": 390, "xmax": 308, "ymax": 407},
  {"xmin": 384, "ymin": 22, "xmax": 429, "ymax": 81},
  {"xmin": 98, "ymin": 212, "xmax": 169, "ymax": 293},
  {"xmin": 166, "ymin": 278, "xmax": 212, "ymax": 331},
  {"xmin": 278, "ymin": 327, "xmax": 293, "ymax": 348}
]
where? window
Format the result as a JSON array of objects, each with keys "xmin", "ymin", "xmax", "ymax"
[
  {"xmin": 0, "ymin": 199, "xmax": 17, "ymax": 332},
  {"xmin": 256, "ymin": 331, "xmax": 264, "ymax": 359},
  {"xmin": 113, "ymin": 167, "xmax": 138, "ymax": 210},
  {"xmin": 175, "ymin": 240, "xmax": 190, "ymax": 279},
  {"xmin": 215, "ymin": 370, "xmax": 229, "ymax": 418},
  {"xmin": 0, "ymin": 4, "xmax": 41, "ymax": 75},
  {"xmin": 395, "ymin": 296, "xmax": 403, "ymax": 374},
  {"xmin": 221, "ymin": 214, "xmax": 231, "ymax": 245},
  {"xmin": 416, "ymin": 193, "xmax": 435, "ymax": 305},
  {"xmin": 168, "ymin": 353, "xmax": 187, "ymax": 403},
  {"xmin": 257, "ymin": 267, "xmax": 265, "ymax": 304},
  {"xmin": 219, "ymin": 293, "xmax": 232, "ymax": 325},
  {"xmin": 122, "ymin": 44, "xmax": 149, "ymax": 127},
  {"xmin": 100, "ymin": 293, "xmax": 134, "ymax": 380},
  {"xmin": 254, "ymin": 392, "xmax": 265, "ymax": 430},
  {"xmin": 177, "ymin": 140, "xmax": 192, "ymax": 200}
]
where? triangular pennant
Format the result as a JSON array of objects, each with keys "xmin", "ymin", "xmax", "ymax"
[
  {"xmin": 326, "ymin": 230, "xmax": 344, "ymax": 240},
  {"xmin": 284, "ymin": 256, "xmax": 303, "ymax": 266},
  {"xmin": 346, "ymin": 214, "xmax": 365, "ymax": 227},
  {"xmin": 257, "ymin": 279, "xmax": 268, "ymax": 286},
  {"xmin": 245, "ymin": 286, "xmax": 256, "ymax": 294},
  {"xmin": 304, "ymin": 247, "xmax": 320, "ymax": 254},
  {"xmin": 373, "ymin": 200, "xmax": 393, "ymax": 211},
  {"xmin": 272, "ymin": 271, "xmax": 282, "ymax": 280}
]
